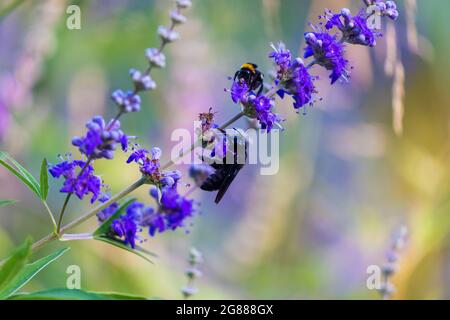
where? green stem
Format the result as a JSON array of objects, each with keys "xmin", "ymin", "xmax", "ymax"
[
  {"xmin": 56, "ymin": 158, "xmax": 93, "ymax": 234},
  {"xmin": 42, "ymin": 200, "xmax": 57, "ymax": 231},
  {"xmin": 32, "ymin": 176, "xmax": 146, "ymax": 251},
  {"xmin": 56, "ymin": 193, "xmax": 72, "ymax": 234}
]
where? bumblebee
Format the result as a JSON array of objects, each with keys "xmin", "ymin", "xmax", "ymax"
[
  {"xmin": 234, "ymin": 63, "xmax": 264, "ymax": 95},
  {"xmin": 200, "ymin": 129, "xmax": 247, "ymax": 204}
]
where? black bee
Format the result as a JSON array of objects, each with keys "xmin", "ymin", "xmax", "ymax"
[
  {"xmin": 234, "ymin": 63, "xmax": 264, "ymax": 95},
  {"xmin": 200, "ymin": 129, "xmax": 247, "ymax": 204}
]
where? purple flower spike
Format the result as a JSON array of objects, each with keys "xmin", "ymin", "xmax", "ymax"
[
  {"xmin": 269, "ymin": 42, "xmax": 292, "ymax": 78},
  {"xmin": 72, "ymin": 115, "xmax": 128, "ymax": 160},
  {"xmin": 304, "ymin": 32, "xmax": 349, "ymax": 84},
  {"xmin": 325, "ymin": 8, "xmax": 379, "ymax": 47},
  {"xmin": 49, "ymin": 160, "xmax": 102, "ymax": 203},
  {"xmin": 111, "ymin": 90, "xmax": 141, "ymax": 113}
]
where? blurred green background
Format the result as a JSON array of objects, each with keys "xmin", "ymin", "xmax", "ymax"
[{"xmin": 1, "ymin": 0, "xmax": 450, "ymax": 299}]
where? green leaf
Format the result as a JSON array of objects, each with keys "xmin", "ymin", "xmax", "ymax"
[
  {"xmin": 0, "ymin": 238, "xmax": 32, "ymax": 291},
  {"xmin": 0, "ymin": 199, "xmax": 16, "ymax": 207},
  {"xmin": 93, "ymin": 198, "xmax": 137, "ymax": 237},
  {"xmin": 0, "ymin": 247, "xmax": 69, "ymax": 299},
  {"xmin": 94, "ymin": 236, "xmax": 156, "ymax": 264},
  {"xmin": 9, "ymin": 288, "xmax": 147, "ymax": 300},
  {"xmin": 39, "ymin": 159, "xmax": 49, "ymax": 200},
  {"xmin": 0, "ymin": 152, "xmax": 40, "ymax": 198}
]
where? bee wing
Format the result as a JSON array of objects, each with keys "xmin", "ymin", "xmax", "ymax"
[{"xmin": 214, "ymin": 165, "xmax": 243, "ymax": 204}]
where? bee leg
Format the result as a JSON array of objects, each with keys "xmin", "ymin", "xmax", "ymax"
[
  {"xmin": 234, "ymin": 71, "xmax": 239, "ymax": 82},
  {"xmin": 257, "ymin": 83, "xmax": 264, "ymax": 96}
]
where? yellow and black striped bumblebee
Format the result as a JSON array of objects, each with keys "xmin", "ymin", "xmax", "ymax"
[{"xmin": 234, "ymin": 63, "xmax": 264, "ymax": 95}]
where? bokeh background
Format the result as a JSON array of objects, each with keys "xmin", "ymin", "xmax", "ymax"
[{"xmin": 1, "ymin": 0, "xmax": 450, "ymax": 299}]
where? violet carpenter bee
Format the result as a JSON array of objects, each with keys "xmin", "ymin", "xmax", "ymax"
[
  {"xmin": 200, "ymin": 129, "xmax": 248, "ymax": 204},
  {"xmin": 234, "ymin": 63, "xmax": 264, "ymax": 95}
]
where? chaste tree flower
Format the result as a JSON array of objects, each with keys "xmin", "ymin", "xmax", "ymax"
[
  {"xmin": 71, "ymin": 116, "xmax": 128, "ymax": 160},
  {"xmin": 49, "ymin": 159, "xmax": 102, "ymax": 203},
  {"xmin": 269, "ymin": 43, "xmax": 317, "ymax": 111},
  {"xmin": 228, "ymin": 80, "xmax": 282, "ymax": 133},
  {"xmin": 126, "ymin": 146, "xmax": 181, "ymax": 187},
  {"xmin": 324, "ymin": 8, "xmax": 379, "ymax": 47},
  {"xmin": 228, "ymin": 0, "xmax": 399, "ymax": 117},
  {"xmin": 98, "ymin": 184, "xmax": 196, "ymax": 249},
  {"xmin": 49, "ymin": 0, "xmax": 191, "ymax": 214},
  {"xmin": 304, "ymin": 32, "xmax": 349, "ymax": 84}
]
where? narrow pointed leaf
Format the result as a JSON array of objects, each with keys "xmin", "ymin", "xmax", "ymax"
[
  {"xmin": 2, "ymin": 152, "xmax": 40, "ymax": 191},
  {"xmin": 0, "ymin": 199, "xmax": 16, "ymax": 207},
  {"xmin": 9, "ymin": 288, "xmax": 147, "ymax": 300},
  {"xmin": 0, "ymin": 152, "xmax": 40, "ymax": 198},
  {"xmin": 94, "ymin": 236, "xmax": 156, "ymax": 264},
  {"xmin": 0, "ymin": 247, "xmax": 69, "ymax": 299},
  {"xmin": 0, "ymin": 238, "xmax": 32, "ymax": 291},
  {"xmin": 39, "ymin": 159, "xmax": 49, "ymax": 200}
]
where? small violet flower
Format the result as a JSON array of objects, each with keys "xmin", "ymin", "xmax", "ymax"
[
  {"xmin": 370, "ymin": 0, "xmax": 399, "ymax": 20},
  {"xmin": 304, "ymin": 32, "xmax": 349, "ymax": 84},
  {"xmin": 324, "ymin": 8, "xmax": 379, "ymax": 47},
  {"xmin": 158, "ymin": 26, "xmax": 179, "ymax": 43},
  {"xmin": 145, "ymin": 48, "xmax": 166, "ymax": 68},
  {"xmin": 100, "ymin": 184, "xmax": 196, "ymax": 248},
  {"xmin": 145, "ymin": 185, "xmax": 196, "ymax": 236},
  {"xmin": 72, "ymin": 116, "xmax": 128, "ymax": 160},
  {"xmin": 129, "ymin": 69, "xmax": 156, "ymax": 91},
  {"xmin": 111, "ymin": 90, "xmax": 141, "ymax": 113},
  {"xmin": 49, "ymin": 160, "xmax": 102, "ymax": 203},
  {"xmin": 269, "ymin": 43, "xmax": 317, "ymax": 111},
  {"xmin": 248, "ymin": 94, "xmax": 281, "ymax": 132}
]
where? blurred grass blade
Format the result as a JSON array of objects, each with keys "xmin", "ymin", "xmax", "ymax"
[
  {"xmin": 94, "ymin": 236, "xmax": 156, "ymax": 264},
  {"xmin": 39, "ymin": 159, "xmax": 49, "ymax": 200},
  {"xmin": 0, "ymin": 151, "xmax": 41, "ymax": 198},
  {"xmin": 0, "ymin": 0, "xmax": 27, "ymax": 22},
  {"xmin": 9, "ymin": 288, "xmax": 147, "ymax": 300},
  {"xmin": 0, "ymin": 247, "xmax": 69, "ymax": 299},
  {"xmin": 0, "ymin": 199, "xmax": 17, "ymax": 207},
  {"xmin": 0, "ymin": 238, "xmax": 32, "ymax": 292},
  {"xmin": 93, "ymin": 198, "xmax": 136, "ymax": 236}
]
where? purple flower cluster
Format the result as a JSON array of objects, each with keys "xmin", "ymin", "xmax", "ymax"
[
  {"xmin": 111, "ymin": 90, "xmax": 142, "ymax": 113},
  {"xmin": 127, "ymin": 147, "xmax": 162, "ymax": 181},
  {"xmin": 127, "ymin": 146, "xmax": 182, "ymax": 188},
  {"xmin": 269, "ymin": 43, "xmax": 317, "ymax": 111},
  {"xmin": 49, "ymin": 159, "xmax": 102, "ymax": 203},
  {"xmin": 98, "ymin": 184, "xmax": 195, "ymax": 249},
  {"xmin": 304, "ymin": 32, "xmax": 349, "ymax": 84},
  {"xmin": 370, "ymin": 0, "xmax": 399, "ymax": 20},
  {"xmin": 268, "ymin": 42, "xmax": 292, "ymax": 78},
  {"xmin": 109, "ymin": 0, "xmax": 191, "ymax": 119},
  {"xmin": 147, "ymin": 185, "xmax": 195, "ymax": 236},
  {"xmin": 228, "ymin": 1, "xmax": 399, "ymax": 120},
  {"xmin": 228, "ymin": 80, "xmax": 281, "ymax": 133},
  {"xmin": 324, "ymin": 8, "xmax": 378, "ymax": 47},
  {"xmin": 50, "ymin": 1, "xmax": 192, "ymax": 212},
  {"xmin": 72, "ymin": 116, "xmax": 128, "ymax": 160},
  {"xmin": 249, "ymin": 95, "xmax": 282, "ymax": 131}
]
